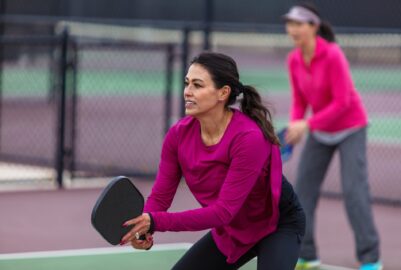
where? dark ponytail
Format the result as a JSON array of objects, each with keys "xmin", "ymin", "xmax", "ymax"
[
  {"xmin": 240, "ymin": 85, "xmax": 280, "ymax": 145},
  {"xmin": 191, "ymin": 52, "xmax": 280, "ymax": 145},
  {"xmin": 318, "ymin": 20, "xmax": 336, "ymax": 42},
  {"xmin": 297, "ymin": 1, "xmax": 336, "ymax": 42}
]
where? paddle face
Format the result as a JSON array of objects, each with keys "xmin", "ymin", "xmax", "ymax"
[
  {"xmin": 277, "ymin": 128, "xmax": 293, "ymax": 162},
  {"xmin": 91, "ymin": 176, "xmax": 144, "ymax": 245}
]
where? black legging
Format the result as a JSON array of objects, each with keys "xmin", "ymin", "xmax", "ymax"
[
  {"xmin": 172, "ymin": 177, "xmax": 305, "ymax": 270},
  {"xmin": 172, "ymin": 229, "xmax": 301, "ymax": 270}
]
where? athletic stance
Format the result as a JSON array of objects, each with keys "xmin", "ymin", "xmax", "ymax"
[
  {"xmin": 283, "ymin": 3, "xmax": 382, "ymax": 270},
  {"xmin": 122, "ymin": 52, "xmax": 305, "ymax": 270}
]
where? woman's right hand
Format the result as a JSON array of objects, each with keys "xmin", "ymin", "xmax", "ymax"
[
  {"xmin": 285, "ymin": 120, "xmax": 308, "ymax": 145},
  {"xmin": 121, "ymin": 213, "xmax": 152, "ymax": 248}
]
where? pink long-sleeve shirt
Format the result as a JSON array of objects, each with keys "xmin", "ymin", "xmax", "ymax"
[
  {"xmin": 288, "ymin": 36, "xmax": 368, "ymax": 132},
  {"xmin": 144, "ymin": 109, "xmax": 282, "ymax": 263}
]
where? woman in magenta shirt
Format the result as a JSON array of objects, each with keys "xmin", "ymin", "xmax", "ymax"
[
  {"xmin": 283, "ymin": 2, "xmax": 381, "ymax": 270},
  {"xmin": 121, "ymin": 52, "xmax": 305, "ymax": 269}
]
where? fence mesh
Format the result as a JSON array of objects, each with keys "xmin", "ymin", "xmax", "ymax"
[
  {"xmin": 70, "ymin": 41, "xmax": 173, "ymax": 178},
  {"xmin": 0, "ymin": 20, "xmax": 175, "ymax": 187},
  {"xmin": 0, "ymin": 38, "xmax": 58, "ymax": 185},
  {"xmin": 0, "ymin": 18, "xmax": 400, "ymax": 204}
]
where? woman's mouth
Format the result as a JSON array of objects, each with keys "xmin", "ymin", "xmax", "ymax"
[{"xmin": 185, "ymin": 100, "xmax": 196, "ymax": 108}]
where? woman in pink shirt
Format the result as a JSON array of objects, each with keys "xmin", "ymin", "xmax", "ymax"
[
  {"xmin": 121, "ymin": 52, "xmax": 305, "ymax": 269},
  {"xmin": 283, "ymin": 2, "xmax": 381, "ymax": 270}
]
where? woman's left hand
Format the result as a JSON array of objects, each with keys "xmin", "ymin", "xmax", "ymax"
[
  {"xmin": 121, "ymin": 213, "xmax": 152, "ymax": 245},
  {"xmin": 285, "ymin": 120, "xmax": 308, "ymax": 145}
]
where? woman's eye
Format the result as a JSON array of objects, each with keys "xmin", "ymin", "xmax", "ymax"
[
  {"xmin": 184, "ymin": 81, "xmax": 189, "ymax": 87},
  {"xmin": 194, "ymin": 84, "xmax": 201, "ymax": 88}
]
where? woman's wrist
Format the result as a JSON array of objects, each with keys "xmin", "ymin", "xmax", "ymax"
[
  {"xmin": 145, "ymin": 214, "xmax": 154, "ymax": 251},
  {"xmin": 147, "ymin": 212, "xmax": 155, "ymax": 235}
]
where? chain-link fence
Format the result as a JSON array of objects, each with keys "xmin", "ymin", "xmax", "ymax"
[
  {"xmin": 0, "ymin": 19, "xmax": 176, "ymax": 188},
  {"xmin": 0, "ymin": 34, "xmax": 62, "ymax": 187},
  {"xmin": 0, "ymin": 16, "xmax": 400, "ymax": 204},
  {"xmin": 69, "ymin": 40, "xmax": 174, "ymax": 180}
]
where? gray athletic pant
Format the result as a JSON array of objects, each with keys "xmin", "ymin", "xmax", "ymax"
[{"xmin": 295, "ymin": 127, "xmax": 380, "ymax": 264}]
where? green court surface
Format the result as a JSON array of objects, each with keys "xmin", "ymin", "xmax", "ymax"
[
  {"xmin": 367, "ymin": 117, "xmax": 401, "ymax": 144},
  {"xmin": 241, "ymin": 68, "xmax": 401, "ymax": 92},
  {"xmin": 2, "ymin": 69, "xmax": 168, "ymax": 97},
  {"xmin": 0, "ymin": 244, "xmax": 355, "ymax": 270},
  {"xmin": 3, "ymin": 67, "xmax": 400, "ymax": 97},
  {"xmin": 275, "ymin": 116, "xmax": 401, "ymax": 145}
]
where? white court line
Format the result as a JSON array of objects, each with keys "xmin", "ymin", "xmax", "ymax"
[
  {"xmin": 0, "ymin": 244, "xmax": 356, "ymax": 269},
  {"xmin": 0, "ymin": 243, "xmax": 192, "ymax": 260},
  {"xmin": 320, "ymin": 265, "xmax": 355, "ymax": 270}
]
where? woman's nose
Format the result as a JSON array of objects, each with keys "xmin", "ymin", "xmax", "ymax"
[{"xmin": 184, "ymin": 85, "xmax": 192, "ymax": 97}]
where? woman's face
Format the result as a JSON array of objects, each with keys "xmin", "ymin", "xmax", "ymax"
[
  {"xmin": 285, "ymin": 20, "xmax": 317, "ymax": 48},
  {"xmin": 183, "ymin": 63, "xmax": 230, "ymax": 117}
]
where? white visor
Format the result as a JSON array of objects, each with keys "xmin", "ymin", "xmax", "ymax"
[{"xmin": 283, "ymin": 6, "xmax": 321, "ymax": 25}]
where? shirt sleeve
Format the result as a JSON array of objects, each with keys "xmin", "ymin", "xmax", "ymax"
[
  {"xmin": 288, "ymin": 56, "xmax": 308, "ymax": 122},
  {"xmin": 150, "ymin": 130, "xmax": 270, "ymax": 232},
  {"xmin": 307, "ymin": 46, "xmax": 353, "ymax": 130},
  {"xmin": 143, "ymin": 126, "xmax": 182, "ymax": 213}
]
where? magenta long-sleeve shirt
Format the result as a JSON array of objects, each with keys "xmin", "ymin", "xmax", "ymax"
[
  {"xmin": 288, "ymin": 36, "xmax": 368, "ymax": 132},
  {"xmin": 144, "ymin": 109, "xmax": 282, "ymax": 263}
]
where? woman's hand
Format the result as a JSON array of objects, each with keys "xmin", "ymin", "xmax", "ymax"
[
  {"xmin": 129, "ymin": 233, "xmax": 154, "ymax": 250},
  {"xmin": 121, "ymin": 213, "xmax": 153, "ymax": 249},
  {"xmin": 285, "ymin": 120, "xmax": 308, "ymax": 145}
]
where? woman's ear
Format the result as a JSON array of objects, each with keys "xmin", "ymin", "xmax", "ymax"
[{"xmin": 218, "ymin": 85, "xmax": 231, "ymax": 102}]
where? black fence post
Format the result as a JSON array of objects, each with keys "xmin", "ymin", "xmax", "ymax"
[
  {"xmin": 180, "ymin": 27, "xmax": 190, "ymax": 118},
  {"xmin": 0, "ymin": 0, "xmax": 6, "ymax": 152},
  {"xmin": 65, "ymin": 40, "xmax": 78, "ymax": 180},
  {"xmin": 203, "ymin": 0, "xmax": 214, "ymax": 50},
  {"xmin": 164, "ymin": 44, "xmax": 174, "ymax": 135},
  {"xmin": 55, "ymin": 27, "xmax": 69, "ymax": 188}
]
